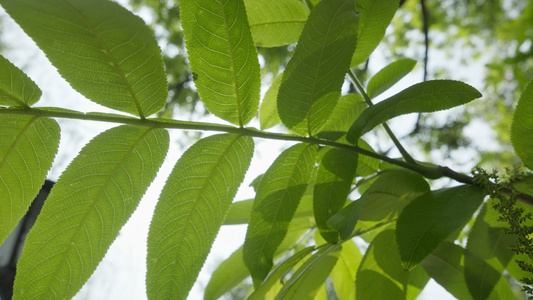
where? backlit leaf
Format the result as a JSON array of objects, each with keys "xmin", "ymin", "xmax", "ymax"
[
  {"xmin": 277, "ymin": 0, "xmax": 359, "ymax": 135},
  {"xmin": 351, "ymin": 0, "xmax": 398, "ymax": 67},
  {"xmin": 314, "ymin": 147, "xmax": 357, "ymax": 243},
  {"xmin": 327, "ymin": 169, "xmax": 428, "ymax": 240},
  {"xmin": 244, "ymin": 0, "xmax": 309, "ymax": 47},
  {"xmin": 330, "ymin": 240, "xmax": 361, "ymax": 300},
  {"xmin": 276, "ymin": 244, "xmax": 342, "ymax": 299},
  {"xmin": 243, "ymin": 143, "xmax": 317, "ymax": 286},
  {"xmin": 224, "ymin": 199, "xmax": 254, "ymax": 225},
  {"xmin": 316, "ymin": 94, "xmax": 366, "ymax": 142},
  {"xmin": 146, "ymin": 134, "xmax": 253, "ymax": 300},
  {"xmin": 357, "ymin": 169, "xmax": 429, "ymax": 222},
  {"xmin": 464, "ymin": 203, "xmax": 516, "ymax": 300},
  {"xmin": 356, "ymin": 229, "xmax": 409, "ymax": 300},
  {"xmin": 259, "ymin": 73, "xmax": 283, "ymax": 130},
  {"xmin": 2, "ymin": 0, "xmax": 167, "ymax": 117},
  {"xmin": 396, "ymin": 185, "xmax": 485, "ymax": 271},
  {"xmin": 204, "ymin": 247, "xmax": 248, "ymax": 300},
  {"xmin": 0, "ymin": 55, "xmax": 41, "ymax": 107},
  {"xmin": 421, "ymin": 242, "xmax": 474, "ymax": 300},
  {"xmin": 13, "ymin": 125, "xmax": 168, "ymax": 299},
  {"xmin": 367, "ymin": 58, "xmax": 417, "ymax": 99},
  {"xmin": 180, "ymin": 0, "xmax": 260, "ymax": 126},
  {"xmin": 347, "ymin": 80, "xmax": 482, "ymax": 144},
  {"xmin": 248, "ymin": 246, "xmax": 315, "ymax": 300},
  {"xmin": 0, "ymin": 115, "xmax": 59, "ymax": 244},
  {"xmin": 511, "ymin": 80, "xmax": 533, "ymax": 169}
]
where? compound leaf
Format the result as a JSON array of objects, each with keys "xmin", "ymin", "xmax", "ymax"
[
  {"xmin": 0, "ymin": 55, "xmax": 42, "ymax": 107},
  {"xmin": 1, "ymin": 0, "xmax": 167, "ymax": 117},
  {"xmin": 147, "ymin": 134, "xmax": 254, "ymax": 300},
  {"xmin": 13, "ymin": 125, "xmax": 169, "ymax": 299},
  {"xmin": 180, "ymin": 0, "xmax": 260, "ymax": 126},
  {"xmin": 0, "ymin": 115, "xmax": 59, "ymax": 244},
  {"xmin": 277, "ymin": 0, "xmax": 359, "ymax": 135}
]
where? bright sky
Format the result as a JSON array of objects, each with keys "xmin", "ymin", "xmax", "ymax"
[{"xmin": 0, "ymin": 1, "xmax": 498, "ymax": 299}]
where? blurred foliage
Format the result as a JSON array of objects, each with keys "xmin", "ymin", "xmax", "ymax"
[
  {"xmin": 385, "ymin": 0, "xmax": 533, "ymax": 168},
  {"xmin": 129, "ymin": 0, "xmax": 532, "ymax": 168}
]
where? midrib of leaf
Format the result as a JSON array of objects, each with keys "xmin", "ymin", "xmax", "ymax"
[
  {"xmin": 163, "ymin": 135, "xmax": 242, "ymax": 298},
  {"xmin": 220, "ymin": 0, "xmax": 243, "ymax": 126},
  {"xmin": 41, "ymin": 127, "xmax": 153, "ymax": 293},
  {"xmin": 0, "ymin": 115, "xmax": 38, "ymax": 224},
  {"xmin": 253, "ymin": 144, "xmax": 313, "ymax": 268},
  {"xmin": 405, "ymin": 188, "xmax": 464, "ymax": 270},
  {"xmin": 61, "ymin": 0, "xmax": 145, "ymax": 118},
  {"xmin": 0, "ymin": 88, "xmax": 29, "ymax": 108},
  {"xmin": 305, "ymin": 4, "xmax": 346, "ymax": 136},
  {"xmin": 251, "ymin": 19, "xmax": 306, "ymax": 27}
]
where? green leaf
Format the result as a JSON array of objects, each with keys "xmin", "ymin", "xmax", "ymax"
[
  {"xmin": 244, "ymin": 0, "xmax": 309, "ymax": 47},
  {"xmin": 421, "ymin": 242, "xmax": 474, "ymax": 300},
  {"xmin": 330, "ymin": 240, "xmax": 361, "ymax": 300},
  {"xmin": 180, "ymin": 0, "xmax": 260, "ymax": 126},
  {"xmin": 243, "ymin": 143, "xmax": 318, "ymax": 286},
  {"xmin": 464, "ymin": 250, "xmax": 501, "ymax": 300},
  {"xmin": 259, "ymin": 73, "xmax": 283, "ymax": 130},
  {"xmin": 357, "ymin": 169, "xmax": 429, "ymax": 222},
  {"xmin": 356, "ymin": 229, "xmax": 410, "ymax": 300},
  {"xmin": 0, "ymin": 55, "xmax": 41, "ymax": 107},
  {"xmin": 224, "ymin": 199, "xmax": 254, "ymax": 225},
  {"xmin": 276, "ymin": 244, "xmax": 342, "ymax": 299},
  {"xmin": 351, "ymin": 0, "xmax": 398, "ymax": 67},
  {"xmin": 367, "ymin": 58, "xmax": 417, "ymax": 99},
  {"xmin": 513, "ymin": 174, "xmax": 533, "ymax": 196},
  {"xmin": 464, "ymin": 203, "xmax": 516, "ymax": 300},
  {"xmin": 316, "ymin": 94, "xmax": 366, "ymax": 142},
  {"xmin": 347, "ymin": 80, "xmax": 483, "ymax": 143},
  {"xmin": 326, "ymin": 199, "xmax": 361, "ymax": 240},
  {"xmin": 277, "ymin": 0, "xmax": 359, "ymax": 135},
  {"xmin": 355, "ymin": 139, "xmax": 380, "ymax": 176},
  {"xmin": 204, "ymin": 247, "xmax": 249, "ymax": 300},
  {"xmin": 314, "ymin": 148, "xmax": 357, "ymax": 243},
  {"xmin": 0, "ymin": 115, "xmax": 59, "ymax": 244},
  {"xmin": 511, "ymin": 80, "xmax": 533, "ymax": 169},
  {"xmin": 327, "ymin": 169, "xmax": 428, "ymax": 240},
  {"xmin": 146, "ymin": 134, "xmax": 254, "ymax": 300},
  {"xmin": 248, "ymin": 246, "xmax": 315, "ymax": 300},
  {"xmin": 396, "ymin": 185, "xmax": 485, "ymax": 271},
  {"xmin": 1, "ymin": 0, "xmax": 167, "ymax": 118},
  {"xmin": 13, "ymin": 125, "xmax": 168, "ymax": 299}
]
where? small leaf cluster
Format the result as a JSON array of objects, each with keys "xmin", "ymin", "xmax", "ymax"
[
  {"xmin": 0, "ymin": 0, "xmax": 532, "ymax": 299},
  {"xmin": 473, "ymin": 167, "xmax": 533, "ymax": 297}
]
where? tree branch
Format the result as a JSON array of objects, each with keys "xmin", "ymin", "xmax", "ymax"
[{"xmin": 2, "ymin": 106, "xmax": 532, "ymax": 205}]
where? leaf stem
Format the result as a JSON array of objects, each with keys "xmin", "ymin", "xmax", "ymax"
[
  {"xmin": 0, "ymin": 107, "xmax": 472, "ymax": 184},
  {"xmin": 348, "ymin": 69, "xmax": 418, "ymax": 166}
]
